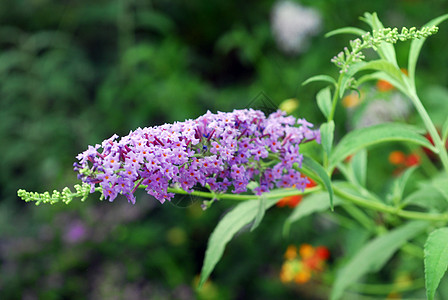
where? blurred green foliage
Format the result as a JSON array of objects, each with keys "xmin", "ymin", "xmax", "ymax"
[{"xmin": 1, "ymin": 0, "xmax": 448, "ymax": 299}]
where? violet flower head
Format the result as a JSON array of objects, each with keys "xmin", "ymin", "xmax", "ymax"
[{"xmin": 74, "ymin": 109, "xmax": 320, "ymax": 204}]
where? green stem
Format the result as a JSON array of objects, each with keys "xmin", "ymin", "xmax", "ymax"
[
  {"xmin": 406, "ymin": 87, "xmax": 448, "ymax": 173},
  {"xmin": 328, "ymin": 75, "xmax": 343, "ymax": 122},
  {"xmin": 350, "ymin": 277, "xmax": 425, "ymax": 295},
  {"xmin": 165, "ymin": 186, "xmax": 321, "ymax": 201},
  {"xmin": 341, "ymin": 204, "xmax": 376, "ymax": 232},
  {"xmin": 334, "ymin": 185, "xmax": 448, "ymax": 222}
]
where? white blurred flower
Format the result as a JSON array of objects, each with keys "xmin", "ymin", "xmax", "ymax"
[
  {"xmin": 271, "ymin": 1, "xmax": 322, "ymax": 54},
  {"xmin": 356, "ymin": 93, "xmax": 412, "ymax": 128}
]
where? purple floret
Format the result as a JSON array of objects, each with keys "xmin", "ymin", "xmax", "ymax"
[{"xmin": 74, "ymin": 109, "xmax": 320, "ymax": 204}]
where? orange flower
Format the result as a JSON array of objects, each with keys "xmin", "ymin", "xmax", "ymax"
[
  {"xmin": 299, "ymin": 243, "xmax": 315, "ymax": 259},
  {"xmin": 277, "ymin": 195, "xmax": 303, "ymax": 208},
  {"xmin": 276, "ymin": 177, "xmax": 316, "ymax": 208},
  {"xmin": 294, "ymin": 267, "xmax": 311, "ymax": 284},
  {"xmin": 342, "ymin": 92, "xmax": 362, "ymax": 108},
  {"xmin": 377, "ymin": 69, "xmax": 408, "ymax": 92},
  {"xmin": 405, "ymin": 153, "xmax": 420, "ymax": 167},
  {"xmin": 284, "ymin": 245, "xmax": 298, "ymax": 260},
  {"xmin": 389, "ymin": 150, "xmax": 420, "ymax": 176},
  {"xmin": 315, "ymin": 246, "xmax": 330, "ymax": 260},
  {"xmin": 280, "ymin": 244, "xmax": 330, "ymax": 285},
  {"xmin": 389, "ymin": 151, "xmax": 406, "ymax": 165},
  {"xmin": 376, "ymin": 79, "xmax": 394, "ymax": 92}
]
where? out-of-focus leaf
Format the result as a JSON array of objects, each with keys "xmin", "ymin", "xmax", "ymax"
[
  {"xmin": 283, "ymin": 192, "xmax": 342, "ymax": 236},
  {"xmin": 198, "ymin": 197, "xmax": 279, "ymax": 288},
  {"xmin": 331, "ymin": 221, "xmax": 428, "ymax": 300},
  {"xmin": 351, "ymin": 149, "xmax": 367, "ymax": 187}
]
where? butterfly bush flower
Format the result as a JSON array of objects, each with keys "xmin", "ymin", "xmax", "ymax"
[{"xmin": 74, "ymin": 109, "xmax": 320, "ymax": 204}]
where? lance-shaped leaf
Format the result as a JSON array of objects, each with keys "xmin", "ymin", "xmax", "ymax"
[
  {"xmin": 329, "ymin": 123, "xmax": 437, "ymax": 171},
  {"xmin": 198, "ymin": 196, "xmax": 279, "ymax": 287},
  {"xmin": 331, "ymin": 221, "xmax": 428, "ymax": 300},
  {"xmin": 283, "ymin": 192, "xmax": 342, "ymax": 236},
  {"xmin": 301, "ymin": 155, "xmax": 334, "ymax": 210},
  {"xmin": 302, "ymin": 75, "xmax": 336, "ymax": 86},
  {"xmin": 316, "ymin": 86, "xmax": 332, "ymax": 119},
  {"xmin": 424, "ymin": 228, "xmax": 448, "ymax": 300}
]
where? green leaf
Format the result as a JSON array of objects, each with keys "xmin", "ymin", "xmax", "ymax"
[
  {"xmin": 358, "ymin": 59, "xmax": 405, "ymax": 90},
  {"xmin": 325, "ymin": 27, "xmax": 367, "ymax": 38},
  {"xmin": 424, "ymin": 228, "xmax": 448, "ymax": 300},
  {"xmin": 409, "ymin": 14, "xmax": 448, "ymax": 84},
  {"xmin": 320, "ymin": 121, "xmax": 335, "ymax": 156},
  {"xmin": 442, "ymin": 117, "xmax": 448, "ymax": 144},
  {"xmin": 250, "ymin": 194, "xmax": 266, "ymax": 232},
  {"xmin": 301, "ymin": 156, "xmax": 334, "ymax": 210},
  {"xmin": 388, "ymin": 167, "xmax": 417, "ymax": 206},
  {"xmin": 329, "ymin": 123, "xmax": 437, "ymax": 171},
  {"xmin": 351, "ymin": 149, "xmax": 367, "ymax": 187},
  {"xmin": 402, "ymin": 173, "xmax": 448, "ymax": 211},
  {"xmin": 359, "ymin": 60, "xmax": 403, "ymax": 80},
  {"xmin": 356, "ymin": 71, "xmax": 406, "ymax": 94},
  {"xmin": 316, "ymin": 86, "xmax": 332, "ymax": 119},
  {"xmin": 198, "ymin": 197, "xmax": 278, "ymax": 287},
  {"xmin": 402, "ymin": 186, "xmax": 448, "ymax": 211},
  {"xmin": 283, "ymin": 192, "xmax": 342, "ymax": 236},
  {"xmin": 302, "ymin": 75, "xmax": 336, "ymax": 86},
  {"xmin": 331, "ymin": 220, "xmax": 428, "ymax": 300}
]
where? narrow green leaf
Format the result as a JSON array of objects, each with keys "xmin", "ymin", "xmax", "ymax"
[
  {"xmin": 402, "ymin": 173, "xmax": 448, "ymax": 211},
  {"xmin": 250, "ymin": 194, "xmax": 266, "ymax": 232},
  {"xmin": 320, "ymin": 121, "xmax": 335, "ymax": 156},
  {"xmin": 431, "ymin": 176, "xmax": 448, "ymax": 202},
  {"xmin": 301, "ymin": 156, "xmax": 334, "ymax": 210},
  {"xmin": 198, "ymin": 197, "xmax": 279, "ymax": 287},
  {"xmin": 331, "ymin": 221, "xmax": 428, "ymax": 300},
  {"xmin": 329, "ymin": 123, "xmax": 437, "ymax": 171},
  {"xmin": 302, "ymin": 75, "xmax": 336, "ymax": 86},
  {"xmin": 351, "ymin": 149, "xmax": 367, "ymax": 187},
  {"xmin": 283, "ymin": 192, "xmax": 342, "ymax": 236},
  {"xmin": 358, "ymin": 59, "xmax": 404, "ymax": 85},
  {"xmin": 424, "ymin": 228, "xmax": 448, "ymax": 300},
  {"xmin": 402, "ymin": 186, "xmax": 448, "ymax": 211},
  {"xmin": 409, "ymin": 14, "xmax": 448, "ymax": 84},
  {"xmin": 389, "ymin": 167, "xmax": 417, "ymax": 206},
  {"xmin": 356, "ymin": 71, "xmax": 406, "ymax": 94},
  {"xmin": 442, "ymin": 117, "xmax": 448, "ymax": 144},
  {"xmin": 316, "ymin": 86, "xmax": 332, "ymax": 119},
  {"xmin": 325, "ymin": 27, "xmax": 367, "ymax": 38}
]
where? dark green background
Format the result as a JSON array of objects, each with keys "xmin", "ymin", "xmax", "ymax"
[{"xmin": 1, "ymin": 1, "xmax": 448, "ymax": 299}]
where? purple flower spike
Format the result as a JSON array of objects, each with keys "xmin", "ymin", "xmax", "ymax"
[{"xmin": 74, "ymin": 109, "xmax": 320, "ymax": 204}]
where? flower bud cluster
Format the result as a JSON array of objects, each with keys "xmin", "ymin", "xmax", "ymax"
[
  {"xmin": 74, "ymin": 109, "xmax": 320, "ymax": 204},
  {"xmin": 17, "ymin": 183, "xmax": 92, "ymax": 205},
  {"xmin": 331, "ymin": 25, "xmax": 438, "ymax": 73}
]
